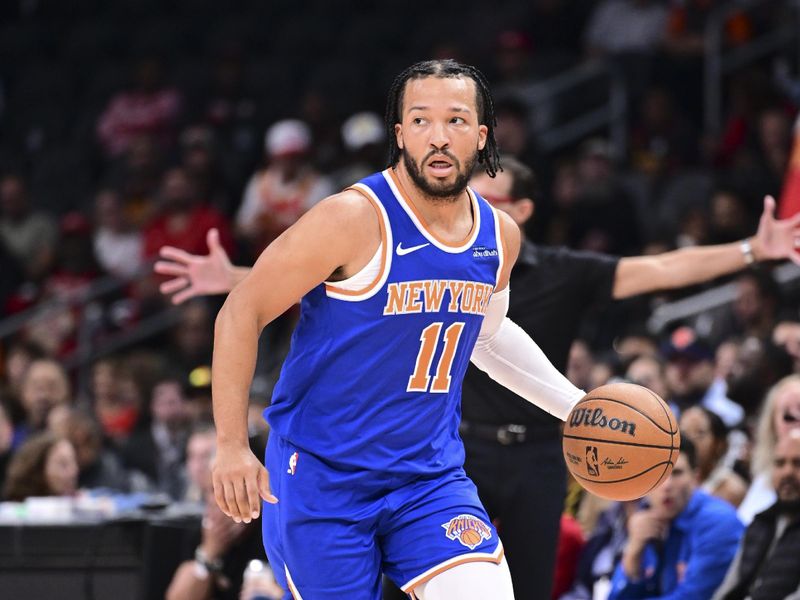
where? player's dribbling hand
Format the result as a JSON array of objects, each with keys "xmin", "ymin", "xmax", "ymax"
[{"xmin": 212, "ymin": 442, "xmax": 277, "ymax": 523}]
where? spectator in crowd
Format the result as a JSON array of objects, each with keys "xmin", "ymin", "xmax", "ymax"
[
  {"xmin": 96, "ymin": 57, "xmax": 182, "ymax": 158},
  {"xmin": 166, "ymin": 423, "xmax": 275, "ymax": 600},
  {"xmin": 680, "ymin": 406, "xmax": 748, "ymax": 507},
  {"xmin": 725, "ymin": 335, "xmax": 793, "ymax": 417},
  {"xmin": 197, "ymin": 46, "xmax": 260, "ymax": 174},
  {"xmin": 0, "ymin": 236, "xmax": 24, "ymax": 312},
  {"xmin": 713, "ymin": 429, "xmax": 800, "ymax": 599},
  {"xmin": 557, "ymin": 138, "xmax": 642, "ymax": 255},
  {"xmin": 665, "ymin": 0, "xmax": 752, "ymax": 58},
  {"xmin": 3, "ymin": 432, "xmax": 78, "ymax": 501},
  {"xmin": 708, "ymin": 189, "xmax": 754, "ymax": 245},
  {"xmin": 90, "ymin": 357, "xmax": 143, "ymax": 445},
  {"xmin": 1, "ymin": 340, "xmax": 45, "ymax": 405},
  {"xmin": 584, "ymin": 0, "xmax": 668, "ymax": 57},
  {"xmin": 14, "ymin": 358, "xmax": 71, "ymax": 447},
  {"xmin": 662, "ymin": 326, "xmax": 744, "ymax": 427},
  {"xmin": 235, "ymin": 119, "xmax": 334, "ymax": 258},
  {"xmin": 93, "ymin": 187, "xmax": 144, "ymax": 279},
  {"xmin": 626, "ymin": 355, "xmax": 670, "ymax": 404},
  {"xmin": 730, "ymin": 270, "xmax": 781, "ymax": 342},
  {"xmin": 179, "ymin": 126, "xmax": 235, "ymax": 216},
  {"xmin": 552, "ymin": 514, "xmax": 587, "ymax": 599},
  {"xmin": 608, "ymin": 438, "xmax": 744, "ymax": 599},
  {"xmin": 739, "ymin": 374, "xmax": 800, "ymax": 524},
  {"xmin": 142, "ymin": 166, "xmax": 235, "ymax": 261},
  {"xmin": 0, "ymin": 173, "xmax": 58, "ymax": 281},
  {"xmin": 629, "ymin": 86, "xmax": 697, "ymax": 177},
  {"xmin": 773, "ymin": 319, "xmax": 800, "ymax": 373},
  {"xmin": 566, "ymin": 340, "xmax": 596, "ymax": 391},
  {"xmin": 119, "ymin": 373, "xmax": 190, "ymax": 499},
  {"xmin": 0, "ymin": 403, "xmax": 14, "ymax": 490},
  {"xmin": 559, "ymin": 501, "xmax": 638, "ymax": 600},
  {"xmin": 47, "ymin": 406, "xmax": 133, "ymax": 492},
  {"xmin": 167, "ymin": 300, "xmax": 215, "ymax": 381},
  {"xmin": 330, "ymin": 111, "xmax": 386, "ymax": 191},
  {"xmin": 103, "ymin": 134, "xmax": 165, "ymax": 227}
]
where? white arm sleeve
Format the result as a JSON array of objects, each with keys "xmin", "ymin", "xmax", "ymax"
[{"xmin": 470, "ymin": 286, "xmax": 585, "ymax": 421}]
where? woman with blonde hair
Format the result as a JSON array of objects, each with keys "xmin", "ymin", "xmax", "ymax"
[{"xmin": 737, "ymin": 374, "xmax": 800, "ymax": 523}]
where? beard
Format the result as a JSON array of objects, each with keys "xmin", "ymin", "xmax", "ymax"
[{"xmin": 401, "ymin": 147, "xmax": 477, "ymax": 201}]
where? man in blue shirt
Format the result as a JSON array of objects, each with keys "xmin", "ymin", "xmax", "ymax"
[{"xmin": 609, "ymin": 438, "xmax": 744, "ymax": 600}]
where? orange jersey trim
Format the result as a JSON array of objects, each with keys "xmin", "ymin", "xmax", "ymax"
[
  {"xmin": 388, "ymin": 168, "xmax": 478, "ymax": 249},
  {"xmin": 492, "ymin": 206, "xmax": 508, "ymax": 292},
  {"xmin": 324, "ymin": 186, "xmax": 388, "ymax": 297},
  {"xmin": 403, "ymin": 543, "xmax": 505, "ymax": 597}
]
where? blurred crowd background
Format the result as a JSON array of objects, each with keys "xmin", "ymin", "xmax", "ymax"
[{"xmin": 3, "ymin": 0, "xmax": 800, "ymax": 599}]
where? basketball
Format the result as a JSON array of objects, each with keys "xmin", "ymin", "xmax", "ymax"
[{"xmin": 562, "ymin": 382, "xmax": 680, "ymax": 501}]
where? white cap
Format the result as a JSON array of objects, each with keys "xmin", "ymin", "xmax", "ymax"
[
  {"xmin": 341, "ymin": 112, "xmax": 384, "ymax": 152},
  {"xmin": 264, "ymin": 119, "xmax": 312, "ymax": 157}
]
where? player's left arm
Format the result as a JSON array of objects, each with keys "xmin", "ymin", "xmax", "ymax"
[{"xmin": 470, "ymin": 211, "xmax": 585, "ymax": 421}]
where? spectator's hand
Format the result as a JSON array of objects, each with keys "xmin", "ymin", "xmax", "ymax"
[
  {"xmin": 212, "ymin": 441, "xmax": 277, "ymax": 524},
  {"xmin": 626, "ymin": 509, "xmax": 668, "ymax": 553},
  {"xmin": 154, "ymin": 228, "xmax": 235, "ymax": 304},
  {"xmin": 752, "ymin": 195, "xmax": 800, "ymax": 266},
  {"xmin": 201, "ymin": 498, "xmax": 250, "ymax": 560}
]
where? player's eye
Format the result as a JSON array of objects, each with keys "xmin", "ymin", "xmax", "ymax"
[
  {"xmin": 412, "ymin": 117, "xmax": 425, "ymax": 125},
  {"xmin": 450, "ymin": 117, "xmax": 465, "ymax": 124}
]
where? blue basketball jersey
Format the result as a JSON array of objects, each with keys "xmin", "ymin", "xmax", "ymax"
[{"xmin": 265, "ymin": 168, "xmax": 505, "ymax": 479}]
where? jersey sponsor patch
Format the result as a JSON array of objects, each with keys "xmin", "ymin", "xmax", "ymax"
[
  {"xmin": 472, "ymin": 246, "xmax": 498, "ymax": 259},
  {"xmin": 441, "ymin": 514, "xmax": 493, "ymax": 550}
]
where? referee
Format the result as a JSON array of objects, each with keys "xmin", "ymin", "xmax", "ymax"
[{"xmin": 460, "ymin": 155, "xmax": 797, "ymax": 600}]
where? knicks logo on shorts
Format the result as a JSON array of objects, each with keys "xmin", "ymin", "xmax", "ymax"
[{"xmin": 441, "ymin": 514, "xmax": 492, "ymax": 550}]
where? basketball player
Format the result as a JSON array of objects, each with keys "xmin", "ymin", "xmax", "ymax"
[
  {"xmin": 158, "ymin": 158, "xmax": 800, "ymax": 600},
  {"xmin": 209, "ymin": 59, "xmax": 587, "ymax": 599}
]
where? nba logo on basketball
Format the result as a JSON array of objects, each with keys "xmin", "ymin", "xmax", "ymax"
[
  {"xmin": 442, "ymin": 514, "xmax": 492, "ymax": 550},
  {"xmin": 287, "ymin": 452, "xmax": 298, "ymax": 475},
  {"xmin": 586, "ymin": 446, "xmax": 600, "ymax": 477}
]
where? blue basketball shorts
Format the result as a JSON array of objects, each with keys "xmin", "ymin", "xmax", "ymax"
[{"xmin": 261, "ymin": 434, "xmax": 503, "ymax": 599}]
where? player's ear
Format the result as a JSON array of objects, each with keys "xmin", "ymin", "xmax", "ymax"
[
  {"xmin": 477, "ymin": 124, "xmax": 487, "ymax": 151},
  {"xmin": 395, "ymin": 123, "xmax": 404, "ymax": 150},
  {"xmin": 513, "ymin": 198, "xmax": 534, "ymax": 224}
]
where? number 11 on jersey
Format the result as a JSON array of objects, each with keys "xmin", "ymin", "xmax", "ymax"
[{"xmin": 407, "ymin": 322, "xmax": 465, "ymax": 393}]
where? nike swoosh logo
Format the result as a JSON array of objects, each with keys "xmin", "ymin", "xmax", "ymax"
[{"xmin": 396, "ymin": 242, "xmax": 430, "ymax": 256}]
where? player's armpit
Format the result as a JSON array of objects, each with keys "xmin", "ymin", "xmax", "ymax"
[
  {"xmin": 494, "ymin": 211, "xmax": 520, "ymax": 292},
  {"xmin": 228, "ymin": 189, "xmax": 382, "ymax": 329}
]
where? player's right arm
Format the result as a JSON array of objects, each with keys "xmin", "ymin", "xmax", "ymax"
[{"xmin": 211, "ymin": 190, "xmax": 380, "ymax": 524}]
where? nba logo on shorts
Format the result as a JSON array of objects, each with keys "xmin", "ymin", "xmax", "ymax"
[
  {"xmin": 287, "ymin": 452, "xmax": 298, "ymax": 475},
  {"xmin": 586, "ymin": 446, "xmax": 599, "ymax": 477},
  {"xmin": 442, "ymin": 514, "xmax": 493, "ymax": 550}
]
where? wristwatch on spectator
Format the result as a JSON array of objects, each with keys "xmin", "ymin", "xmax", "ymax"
[
  {"xmin": 740, "ymin": 238, "xmax": 755, "ymax": 265},
  {"xmin": 194, "ymin": 546, "xmax": 224, "ymax": 579}
]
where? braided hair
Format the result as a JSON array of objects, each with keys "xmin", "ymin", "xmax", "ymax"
[{"xmin": 384, "ymin": 60, "xmax": 501, "ymax": 177}]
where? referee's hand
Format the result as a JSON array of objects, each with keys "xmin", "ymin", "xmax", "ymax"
[{"xmin": 212, "ymin": 442, "xmax": 277, "ymax": 523}]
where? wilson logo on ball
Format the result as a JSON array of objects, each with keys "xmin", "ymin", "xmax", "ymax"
[{"xmin": 569, "ymin": 407, "xmax": 637, "ymax": 437}]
